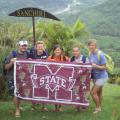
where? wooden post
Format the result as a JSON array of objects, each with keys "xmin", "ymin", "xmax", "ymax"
[{"xmin": 32, "ymin": 17, "xmax": 35, "ymax": 46}]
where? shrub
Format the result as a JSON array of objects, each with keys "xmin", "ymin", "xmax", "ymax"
[
  {"xmin": 115, "ymin": 77, "xmax": 120, "ymax": 85},
  {"xmin": 108, "ymin": 68, "xmax": 120, "ymax": 85},
  {"xmin": 0, "ymin": 75, "xmax": 8, "ymax": 100}
]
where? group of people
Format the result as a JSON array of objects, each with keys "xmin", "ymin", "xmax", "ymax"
[{"xmin": 3, "ymin": 39, "xmax": 108, "ymax": 117}]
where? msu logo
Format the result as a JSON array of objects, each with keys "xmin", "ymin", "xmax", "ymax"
[{"xmin": 31, "ymin": 64, "xmax": 76, "ymax": 101}]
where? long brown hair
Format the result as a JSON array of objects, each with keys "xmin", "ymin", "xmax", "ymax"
[{"xmin": 51, "ymin": 44, "xmax": 67, "ymax": 61}]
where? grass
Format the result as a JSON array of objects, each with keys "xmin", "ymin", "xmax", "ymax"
[{"xmin": 0, "ymin": 83, "xmax": 120, "ymax": 120}]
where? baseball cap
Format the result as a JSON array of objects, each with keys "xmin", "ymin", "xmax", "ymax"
[{"xmin": 19, "ymin": 40, "xmax": 28, "ymax": 46}]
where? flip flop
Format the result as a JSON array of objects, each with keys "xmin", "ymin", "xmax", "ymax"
[
  {"xmin": 15, "ymin": 114, "xmax": 21, "ymax": 118},
  {"xmin": 58, "ymin": 108, "xmax": 63, "ymax": 112},
  {"xmin": 93, "ymin": 108, "xmax": 101, "ymax": 114},
  {"xmin": 31, "ymin": 106, "xmax": 37, "ymax": 111},
  {"xmin": 41, "ymin": 107, "xmax": 48, "ymax": 112},
  {"xmin": 15, "ymin": 110, "xmax": 21, "ymax": 118},
  {"xmin": 75, "ymin": 107, "xmax": 80, "ymax": 112}
]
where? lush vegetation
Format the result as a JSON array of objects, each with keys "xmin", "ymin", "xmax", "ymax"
[
  {"xmin": 64, "ymin": 0, "xmax": 120, "ymax": 37},
  {"xmin": 0, "ymin": 0, "xmax": 106, "ymax": 18},
  {"xmin": 108, "ymin": 68, "xmax": 120, "ymax": 85},
  {"xmin": 0, "ymin": 83, "xmax": 120, "ymax": 120},
  {"xmin": 0, "ymin": 20, "xmax": 89, "ymax": 98},
  {"xmin": 62, "ymin": 0, "xmax": 120, "ymax": 70},
  {"xmin": 0, "ymin": 19, "xmax": 120, "ymax": 98},
  {"xmin": 93, "ymin": 35, "xmax": 120, "ymax": 68},
  {"xmin": 0, "ymin": 0, "xmax": 120, "ymax": 119},
  {"xmin": 0, "ymin": 20, "xmax": 88, "ymax": 57}
]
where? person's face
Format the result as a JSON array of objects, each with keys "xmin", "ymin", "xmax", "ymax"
[
  {"xmin": 36, "ymin": 44, "xmax": 44, "ymax": 53},
  {"xmin": 73, "ymin": 47, "xmax": 80, "ymax": 57},
  {"xmin": 54, "ymin": 47, "xmax": 62, "ymax": 57},
  {"xmin": 19, "ymin": 45, "xmax": 28, "ymax": 52},
  {"xmin": 88, "ymin": 43, "xmax": 97, "ymax": 52}
]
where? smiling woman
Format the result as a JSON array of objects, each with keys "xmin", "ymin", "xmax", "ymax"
[
  {"xmin": 47, "ymin": 45, "xmax": 69, "ymax": 62},
  {"xmin": 88, "ymin": 39, "xmax": 108, "ymax": 114},
  {"xmin": 47, "ymin": 44, "xmax": 69, "ymax": 111}
]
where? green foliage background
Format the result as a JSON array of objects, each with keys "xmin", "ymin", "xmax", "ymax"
[{"xmin": 0, "ymin": 20, "xmax": 90, "ymax": 98}]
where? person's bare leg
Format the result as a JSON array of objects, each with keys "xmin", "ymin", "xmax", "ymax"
[
  {"xmin": 91, "ymin": 85, "xmax": 101, "ymax": 112},
  {"xmin": 55, "ymin": 104, "xmax": 58, "ymax": 111},
  {"xmin": 58, "ymin": 105, "xmax": 63, "ymax": 111},
  {"xmin": 14, "ymin": 96, "xmax": 20, "ymax": 117},
  {"xmin": 41, "ymin": 103, "xmax": 48, "ymax": 111},
  {"xmin": 98, "ymin": 87, "xmax": 103, "ymax": 109},
  {"xmin": 31, "ymin": 102, "xmax": 36, "ymax": 111}
]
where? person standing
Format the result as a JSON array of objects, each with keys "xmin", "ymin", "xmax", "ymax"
[
  {"xmin": 4, "ymin": 40, "xmax": 29, "ymax": 117},
  {"xmin": 47, "ymin": 45, "xmax": 69, "ymax": 111},
  {"xmin": 88, "ymin": 39, "xmax": 108, "ymax": 114},
  {"xmin": 71, "ymin": 45, "xmax": 89, "ymax": 63},
  {"xmin": 30, "ymin": 41, "xmax": 48, "ymax": 60},
  {"xmin": 71, "ymin": 45, "xmax": 90, "ymax": 111},
  {"xmin": 47, "ymin": 45, "xmax": 69, "ymax": 62},
  {"xmin": 30, "ymin": 41, "xmax": 48, "ymax": 111}
]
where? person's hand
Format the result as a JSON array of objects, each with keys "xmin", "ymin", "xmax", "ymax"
[
  {"xmin": 79, "ymin": 61, "xmax": 83, "ymax": 64},
  {"xmin": 92, "ymin": 63, "xmax": 98, "ymax": 68},
  {"xmin": 28, "ymin": 58, "xmax": 32, "ymax": 60},
  {"xmin": 10, "ymin": 58, "xmax": 16, "ymax": 64},
  {"xmin": 51, "ymin": 59, "xmax": 55, "ymax": 62}
]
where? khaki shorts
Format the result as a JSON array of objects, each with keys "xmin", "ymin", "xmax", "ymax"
[{"xmin": 93, "ymin": 78, "xmax": 108, "ymax": 86}]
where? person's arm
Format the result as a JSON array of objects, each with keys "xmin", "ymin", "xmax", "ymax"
[
  {"xmin": 92, "ymin": 52, "xmax": 107, "ymax": 70},
  {"xmin": 92, "ymin": 63, "xmax": 106, "ymax": 70},
  {"xmin": 66, "ymin": 56, "xmax": 70, "ymax": 62},
  {"xmin": 5, "ymin": 58, "xmax": 16, "ymax": 70}
]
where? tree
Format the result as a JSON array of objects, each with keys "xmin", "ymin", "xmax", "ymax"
[{"xmin": 28, "ymin": 20, "xmax": 89, "ymax": 56}]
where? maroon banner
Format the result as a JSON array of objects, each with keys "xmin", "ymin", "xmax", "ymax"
[{"xmin": 14, "ymin": 59, "xmax": 92, "ymax": 107}]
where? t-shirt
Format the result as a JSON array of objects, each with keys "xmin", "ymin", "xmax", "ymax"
[
  {"xmin": 30, "ymin": 50, "xmax": 48, "ymax": 60},
  {"xmin": 47, "ymin": 55, "xmax": 69, "ymax": 62},
  {"xmin": 71, "ymin": 55, "xmax": 90, "ymax": 91},
  {"xmin": 89, "ymin": 50, "xmax": 108, "ymax": 79},
  {"xmin": 5, "ymin": 51, "xmax": 29, "ymax": 81},
  {"xmin": 71, "ymin": 55, "xmax": 89, "ymax": 63}
]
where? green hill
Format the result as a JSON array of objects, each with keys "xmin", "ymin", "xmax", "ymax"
[
  {"xmin": 64, "ymin": 0, "xmax": 120, "ymax": 37},
  {"xmin": 0, "ymin": 0, "xmax": 70, "ymax": 16},
  {"xmin": 0, "ymin": 0, "xmax": 107, "ymax": 18}
]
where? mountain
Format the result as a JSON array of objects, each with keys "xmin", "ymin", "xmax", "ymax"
[
  {"xmin": 0, "ymin": 0, "xmax": 107, "ymax": 17},
  {"xmin": 1, "ymin": 0, "xmax": 119, "ymax": 37},
  {"xmin": 0, "ymin": 0, "xmax": 69, "ymax": 16},
  {"xmin": 54, "ymin": 0, "xmax": 107, "ymax": 15},
  {"xmin": 63, "ymin": 0, "xmax": 120, "ymax": 36}
]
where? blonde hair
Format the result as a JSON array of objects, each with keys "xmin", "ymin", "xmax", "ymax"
[
  {"xmin": 72, "ymin": 45, "xmax": 81, "ymax": 51},
  {"xmin": 35, "ymin": 41, "xmax": 46, "ymax": 49},
  {"xmin": 36, "ymin": 41, "xmax": 45, "ymax": 46},
  {"xmin": 88, "ymin": 39, "xmax": 97, "ymax": 46}
]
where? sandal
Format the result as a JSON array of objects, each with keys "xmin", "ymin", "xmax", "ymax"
[
  {"xmin": 15, "ymin": 109, "xmax": 21, "ymax": 118},
  {"xmin": 31, "ymin": 106, "xmax": 36, "ymax": 111},
  {"xmin": 93, "ymin": 108, "xmax": 101, "ymax": 114},
  {"xmin": 58, "ymin": 107, "xmax": 63, "ymax": 112},
  {"xmin": 75, "ymin": 107, "xmax": 80, "ymax": 112},
  {"xmin": 41, "ymin": 107, "xmax": 48, "ymax": 112}
]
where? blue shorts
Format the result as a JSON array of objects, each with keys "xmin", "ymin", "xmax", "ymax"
[{"xmin": 93, "ymin": 78, "xmax": 107, "ymax": 86}]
